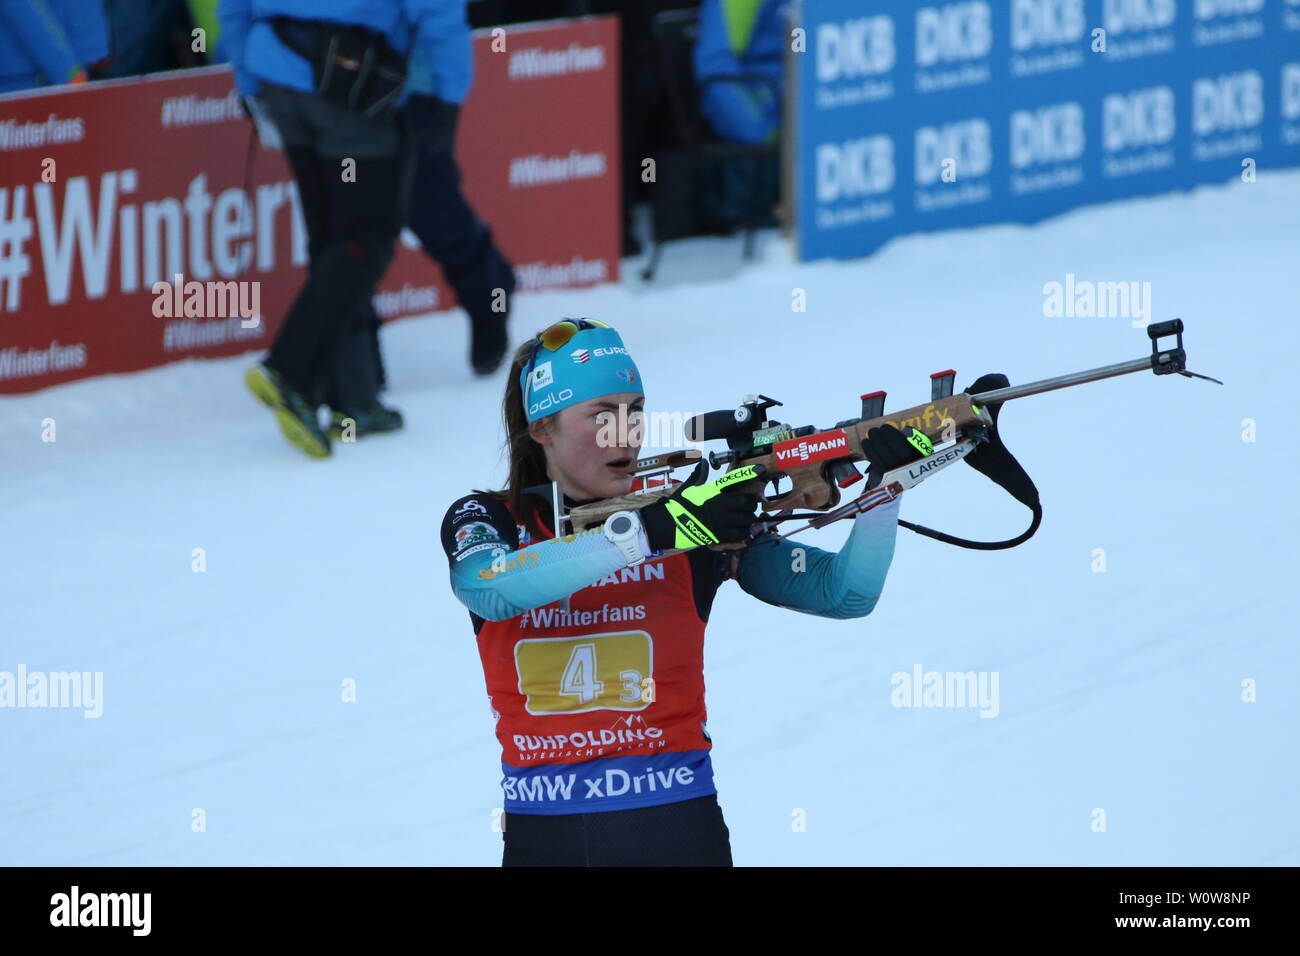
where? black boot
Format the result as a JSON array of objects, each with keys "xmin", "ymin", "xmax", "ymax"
[
  {"xmin": 328, "ymin": 402, "xmax": 404, "ymax": 441},
  {"xmin": 469, "ymin": 307, "xmax": 509, "ymax": 376}
]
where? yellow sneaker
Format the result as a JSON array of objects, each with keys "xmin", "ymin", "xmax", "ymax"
[{"xmin": 244, "ymin": 363, "xmax": 331, "ymax": 459}]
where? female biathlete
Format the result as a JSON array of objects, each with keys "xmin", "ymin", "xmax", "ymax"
[{"xmin": 439, "ymin": 319, "xmax": 935, "ymax": 866}]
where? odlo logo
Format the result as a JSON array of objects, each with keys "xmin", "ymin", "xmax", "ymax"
[{"xmin": 529, "ymin": 388, "xmax": 574, "ymax": 417}]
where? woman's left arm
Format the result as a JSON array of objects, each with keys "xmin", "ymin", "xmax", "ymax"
[{"xmin": 735, "ymin": 496, "xmax": 901, "ymax": 619}]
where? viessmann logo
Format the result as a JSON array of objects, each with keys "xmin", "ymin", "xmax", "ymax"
[{"xmin": 773, "ymin": 429, "xmax": 850, "ymax": 465}]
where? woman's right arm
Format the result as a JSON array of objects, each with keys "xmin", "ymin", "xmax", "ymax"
[{"xmin": 441, "ymin": 494, "xmax": 642, "ymax": 621}]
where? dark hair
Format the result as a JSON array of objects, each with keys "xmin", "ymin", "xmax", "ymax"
[{"xmin": 473, "ymin": 339, "xmax": 557, "ymax": 542}]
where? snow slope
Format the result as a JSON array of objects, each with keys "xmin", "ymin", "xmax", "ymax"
[{"xmin": 2, "ymin": 172, "xmax": 1297, "ymax": 866}]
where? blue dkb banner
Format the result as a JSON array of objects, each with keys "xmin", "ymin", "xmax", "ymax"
[{"xmin": 794, "ymin": 0, "xmax": 1300, "ymax": 261}]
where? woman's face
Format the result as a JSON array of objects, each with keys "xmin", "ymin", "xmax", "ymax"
[{"xmin": 532, "ymin": 392, "xmax": 646, "ymax": 501}]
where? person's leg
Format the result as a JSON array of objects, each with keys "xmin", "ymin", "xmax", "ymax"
[
  {"xmin": 317, "ymin": 102, "xmax": 409, "ymax": 414},
  {"xmin": 362, "ymin": 299, "xmax": 386, "ymax": 393},
  {"xmin": 273, "ymin": 97, "xmax": 403, "ymax": 411},
  {"xmin": 241, "ymin": 85, "xmax": 332, "ymax": 455},
  {"xmin": 407, "ymin": 145, "xmax": 514, "ymax": 312},
  {"xmin": 360, "ymin": 120, "xmax": 418, "ymax": 398},
  {"xmin": 305, "ymin": 149, "xmax": 402, "ymax": 412},
  {"xmin": 289, "ymin": 152, "xmax": 362, "ymax": 412},
  {"xmin": 267, "ymin": 144, "xmax": 332, "ymax": 392},
  {"xmin": 294, "ymin": 150, "xmax": 332, "ymax": 266},
  {"xmin": 404, "ymin": 126, "xmax": 514, "ymax": 375},
  {"xmin": 258, "ymin": 85, "xmax": 337, "ymax": 401}
]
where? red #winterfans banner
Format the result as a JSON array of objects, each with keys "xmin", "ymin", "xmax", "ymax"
[{"xmin": 0, "ymin": 15, "xmax": 619, "ymax": 394}]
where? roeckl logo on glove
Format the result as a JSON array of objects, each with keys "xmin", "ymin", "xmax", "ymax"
[{"xmin": 676, "ymin": 514, "xmax": 715, "ymax": 547}]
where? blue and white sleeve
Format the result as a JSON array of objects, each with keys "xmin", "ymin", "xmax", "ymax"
[
  {"xmin": 735, "ymin": 496, "xmax": 902, "ymax": 620},
  {"xmin": 442, "ymin": 494, "xmax": 644, "ymax": 622}
]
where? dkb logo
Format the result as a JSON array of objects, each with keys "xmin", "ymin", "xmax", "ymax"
[
  {"xmin": 1192, "ymin": 71, "xmax": 1263, "ymax": 135},
  {"xmin": 816, "ymin": 136, "xmax": 896, "ymax": 200},
  {"xmin": 1194, "ymin": 0, "xmax": 1264, "ymax": 18},
  {"xmin": 916, "ymin": 2, "xmax": 992, "ymax": 66},
  {"xmin": 1010, "ymin": 103, "xmax": 1085, "ymax": 168},
  {"xmin": 816, "ymin": 16, "xmax": 896, "ymax": 81},
  {"xmin": 1011, "ymin": 0, "xmax": 1085, "ymax": 49},
  {"xmin": 1103, "ymin": 86, "xmax": 1176, "ymax": 150},
  {"xmin": 916, "ymin": 119, "xmax": 992, "ymax": 184},
  {"xmin": 1102, "ymin": 0, "xmax": 1177, "ymax": 33},
  {"xmin": 1283, "ymin": 64, "xmax": 1300, "ymax": 121}
]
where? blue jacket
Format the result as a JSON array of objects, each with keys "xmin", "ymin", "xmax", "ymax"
[
  {"xmin": 216, "ymin": 0, "xmax": 460, "ymax": 102},
  {"xmin": 693, "ymin": 0, "xmax": 787, "ymax": 145},
  {"xmin": 403, "ymin": 0, "xmax": 470, "ymax": 104},
  {"xmin": 0, "ymin": 0, "xmax": 108, "ymax": 93}
]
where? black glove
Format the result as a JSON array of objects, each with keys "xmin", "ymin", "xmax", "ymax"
[
  {"xmin": 963, "ymin": 373, "xmax": 1039, "ymax": 509},
  {"xmin": 639, "ymin": 460, "xmax": 766, "ymax": 551},
  {"xmin": 402, "ymin": 93, "xmax": 459, "ymax": 153},
  {"xmin": 860, "ymin": 424, "xmax": 933, "ymax": 471}
]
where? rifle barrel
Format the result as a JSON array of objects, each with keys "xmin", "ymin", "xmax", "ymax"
[{"xmin": 969, "ymin": 356, "xmax": 1154, "ymax": 405}]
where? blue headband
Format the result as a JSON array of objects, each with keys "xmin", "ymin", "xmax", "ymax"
[{"xmin": 520, "ymin": 325, "xmax": 644, "ymax": 423}]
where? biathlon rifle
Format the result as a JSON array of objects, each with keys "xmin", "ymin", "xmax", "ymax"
[{"xmin": 542, "ymin": 319, "xmax": 1221, "ymax": 558}]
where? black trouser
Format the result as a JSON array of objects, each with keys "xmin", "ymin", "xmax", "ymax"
[
  {"xmin": 406, "ymin": 143, "xmax": 515, "ymax": 322},
  {"xmin": 502, "ymin": 794, "xmax": 734, "ymax": 866},
  {"xmin": 260, "ymin": 82, "xmax": 411, "ymax": 411},
  {"xmin": 360, "ymin": 94, "xmax": 516, "ymax": 391}
]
